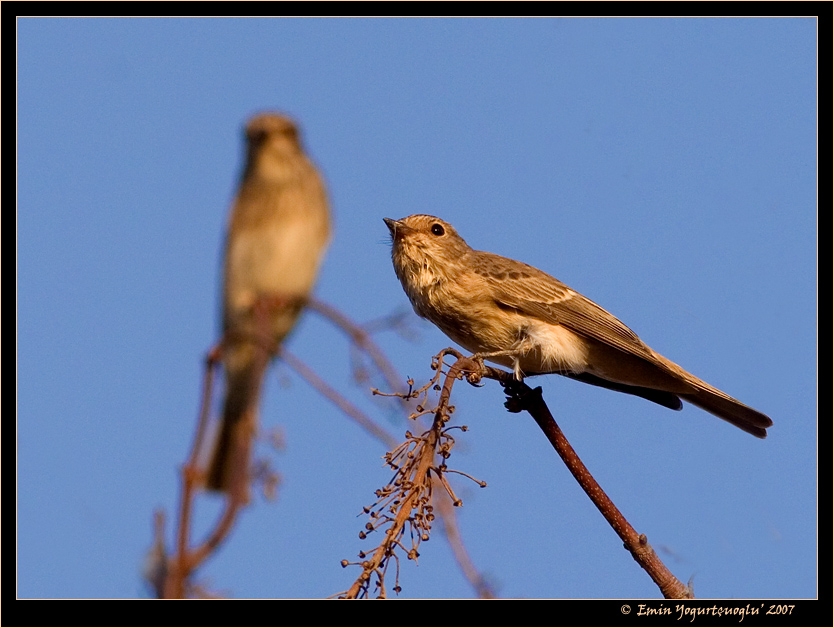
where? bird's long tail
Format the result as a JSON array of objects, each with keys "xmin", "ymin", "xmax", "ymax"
[
  {"xmin": 630, "ymin": 348, "xmax": 773, "ymax": 438},
  {"xmin": 680, "ymin": 384, "xmax": 772, "ymax": 438},
  {"xmin": 206, "ymin": 343, "xmax": 268, "ymax": 497}
]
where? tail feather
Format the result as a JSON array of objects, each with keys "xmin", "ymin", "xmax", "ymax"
[
  {"xmin": 206, "ymin": 345, "xmax": 267, "ymax": 496},
  {"xmin": 206, "ymin": 389, "xmax": 257, "ymax": 494},
  {"xmin": 680, "ymin": 386, "xmax": 772, "ymax": 439},
  {"xmin": 563, "ymin": 362, "xmax": 772, "ymax": 439},
  {"xmin": 647, "ymin": 350, "xmax": 772, "ymax": 438}
]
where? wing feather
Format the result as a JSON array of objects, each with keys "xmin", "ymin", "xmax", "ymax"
[{"xmin": 477, "ymin": 252, "xmax": 656, "ymax": 361}]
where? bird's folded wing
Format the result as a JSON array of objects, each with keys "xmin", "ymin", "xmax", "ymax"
[{"xmin": 490, "ymin": 270, "xmax": 657, "ymax": 362}]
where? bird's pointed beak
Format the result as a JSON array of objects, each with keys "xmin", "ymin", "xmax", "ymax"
[{"xmin": 384, "ymin": 217, "xmax": 406, "ymax": 239}]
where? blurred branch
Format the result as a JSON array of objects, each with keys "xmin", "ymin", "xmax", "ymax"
[
  {"xmin": 359, "ymin": 307, "xmax": 420, "ymax": 341},
  {"xmin": 159, "ymin": 344, "xmax": 247, "ymax": 598},
  {"xmin": 280, "ymin": 348, "xmax": 398, "ymax": 450},
  {"xmin": 143, "ymin": 510, "xmax": 168, "ymax": 598},
  {"xmin": 306, "ymin": 303, "xmax": 496, "ymax": 597},
  {"xmin": 307, "ymin": 298, "xmax": 405, "ymax": 398},
  {"xmin": 433, "ymin": 488, "xmax": 496, "ymax": 599},
  {"xmin": 151, "ymin": 303, "xmax": 492, "ymax": 598}
]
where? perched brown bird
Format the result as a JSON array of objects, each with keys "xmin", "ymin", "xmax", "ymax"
[
  {"xmin": 384, "ymin": 214, "xmax": 772, "ymax": 438},
  {"xmin": 207, "ymin": 114, "xmax": 331, "ymax": 495}
]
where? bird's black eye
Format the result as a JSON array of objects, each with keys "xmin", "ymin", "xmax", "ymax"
[{"xmin": 430, "ymin": 223, "xmax": 445, "ymax": 236}]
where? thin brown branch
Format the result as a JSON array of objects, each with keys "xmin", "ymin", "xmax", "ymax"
[
  {"xmin": 353, "ymin": 351, "xmax": 691, "ymax": 599},
  {"xmin": 187, "ymin": 493, "xmax": 247, "ymax": 570},
  {"xmin": 307, "ymin": 298, "xmax": 405, "ymax": 398},
  {"xmin": 144, "ymin": 509, "xmax": 168, "ymax": 598},
  {"xmin": 433, "ymin": 487, "xmax": 496, "ymax": 599},
  {"xmin": 341, "ymin": 417, "xmax": 442, "ymax": 597},
  {"xmin": 341, "ymin": 350, "xmax": 470, "ymax": 599},
  {"xmin": 280, "ymin": 348, "xmax": 399, "ymax": 449},
  {"xmin": 163, "ymin": 342, "xmax": 249, "ymax": 598},
  {"xmin": 480, "ymin": 366, "xmax": 694, "ymax": 600},
  {"xmin": 158, "ymin": 304, "xmax": 491, "ymax": 599},
  {"xmin": 163, "ymin": 345, "xmax": 222, "ymax": 598},
  {"xmin": 285, "ymin": 332, "xmax": 493, "ymax": 597},
  {"xmin": 359, "ymin": 308, "xmax": 421, "ymax": 344}
]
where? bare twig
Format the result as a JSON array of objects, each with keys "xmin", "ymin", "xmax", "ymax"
[
  {"xmin": 159, "ymin": 296, "xmax": 285, "ymax": 597},
  {"xmin": 492, "ymin": 374, "xmax": 694, "ymax": 600},
  {"xmin": 291, "ymin": 317, "xmax": 495, "ymax": 598},
  {"xmin": 433, "ymin": 488, "xmax": 496, "ymax": 599},
  {"xmin": 340, "ymin": 349, "xmax": 479, "ymax": 598},
  {"xmin": 143, "ymin": 510, "xmax": 168, "ymax": 598},
  {"xmin": 280, "ymin": 348, "xmax": 399, "ymax": 449},
  {"xmin": 437, "ymin": 357, "xmax": 693, "ymax": 599},
  {"xmin": 162, "ymin": 342, "xmax": 250, "ymax": 598},
  {"xmin": 157, "ymin": 303, "xmax": 492, "ymax": 599},
  {"xmin": 360, "ymin": 308, "xmax": 420, "ymax": 341},
  {"xmin": 307, "ymin": 298, "xmax": 405, "ymax": 398},
  {"xmin": 187, "ymin": 492, "xmax": 247, "ymax": 570},
  {"xmin": 163, "ymin": 344, "xmax": 226, "ymax": 598},
  {"xmin": 346, "ymin": 350, "xmax": 693, "ymax": 599}
]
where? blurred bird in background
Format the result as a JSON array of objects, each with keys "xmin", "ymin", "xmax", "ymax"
[{"xmin": 206, "ymin": 113, "xmax": 331, "ymax": 498}]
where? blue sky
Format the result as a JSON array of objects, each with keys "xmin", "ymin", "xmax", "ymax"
[{"xmin": 18, "ymin": 18, "xmax": 817, "ymax": 600}]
